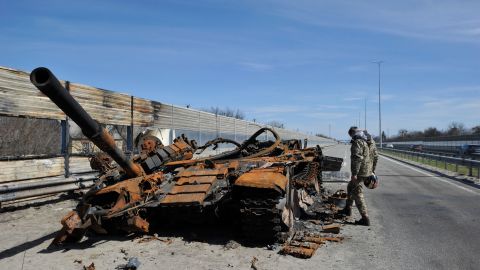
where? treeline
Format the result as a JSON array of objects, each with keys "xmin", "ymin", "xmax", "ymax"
[
  {"xmin": 197, "ymin": 107, "xmax": 289, "ymax": 129},
  {"xmin": 389, "ymin": 122, "xmax": 480, "ymax": 140},
  {"xmin": 199, "ymin": 106, "xmax": 245, "ymax": 120}
]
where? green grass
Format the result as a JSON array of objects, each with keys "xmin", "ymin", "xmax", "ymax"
[{"xmin": 380, "ymin": 149, "xmax": 479, "ymax": 178}]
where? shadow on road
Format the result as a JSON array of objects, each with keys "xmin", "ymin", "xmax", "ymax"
[{"xmin": 0, "ymin": 231, "xmax": 57, "ymax": 260}]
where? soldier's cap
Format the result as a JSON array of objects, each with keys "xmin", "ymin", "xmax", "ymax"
[{"xmin": 348, "ymin": 126, "xmax": 358, "ymax": 137}]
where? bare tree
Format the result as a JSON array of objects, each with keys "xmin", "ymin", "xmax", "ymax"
[
  {"xmin": 446, "ymin": 122, "xmax": 466, "ymax": 136},
  {"xmin": 266, "ymin": 120, "xmax": 284, "ymax": 129},
  {"xmin": 424, "ymin": 127, "xmax": 441, "ymax": 137},
  {"xmin": 398, "ymin": 129, "xmax": 408, "ymax": 137},
  {"xmin": 471, "ymin": 125, "xmax": 480, "ymax": 135},
  {"xmin": 200, "ymin": 107, "xmax": 245, "ymax": 120}
]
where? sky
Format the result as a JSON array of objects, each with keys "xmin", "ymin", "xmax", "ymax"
[{"xmin": 1, "ymin": 0, "xmax": 479, "ymax": 140}]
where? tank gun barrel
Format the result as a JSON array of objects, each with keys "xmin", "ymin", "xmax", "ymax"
[{"xmin": 30, "ymin": 67, "xmax": 142, "ymax": 178}]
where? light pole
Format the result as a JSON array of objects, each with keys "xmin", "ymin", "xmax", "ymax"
[
  {"xmin": 358, "ymin": 112, "xmax": 361, "ymax": 128},
  {"xmin": 372, "ymin": 61, "xmax": 383, "ymax": 148},
  {"xmin": 364, "ymin": 97, "xmax": 367, "ymax": 130}
]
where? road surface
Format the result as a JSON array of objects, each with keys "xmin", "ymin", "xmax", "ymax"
[
  {"xmin": 319, "ymin": 144, "xmax": 480, "ymax": 270},
  {"xmin": 0, "ymin": 144, "xmax": 479, "ymax": 269}
]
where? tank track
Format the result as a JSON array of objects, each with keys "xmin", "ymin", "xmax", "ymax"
[
  {"xmin": 292, "ymin": 162, "xmax": 320, "ymax": 194},
  {"xmin": 238, "ymin": 190, "xmax": 287, "ymax": 244}
]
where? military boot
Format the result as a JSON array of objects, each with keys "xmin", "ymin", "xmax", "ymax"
[{"xmin": 355, "ymin": 215, "xmax": 370, "ymax": 226}]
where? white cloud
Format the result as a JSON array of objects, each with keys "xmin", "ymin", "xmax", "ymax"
[
  {"xmin": 239, "ymin": 62, "xmax": 274, "ymax": 71},
  {"xmin": 254, "ymin": 0, "xmax": 480, "ymax": 43}
]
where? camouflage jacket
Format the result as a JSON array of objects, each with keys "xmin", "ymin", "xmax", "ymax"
[
  {"xmin": 351, "ymin": 138, "xmax": 372, "ymax": 177},
  {"xmin": 367, "ymin": 139, "xmax": 379, "ymax": 172}
]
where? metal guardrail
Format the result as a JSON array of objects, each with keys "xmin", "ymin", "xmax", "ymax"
[
  {"xmin": 380, "ymin": 148, "xmax": 480, "ymax": 178},
  {"xmin": 0, "ymin": 173, "xmax": 97, "ymax": 203}
]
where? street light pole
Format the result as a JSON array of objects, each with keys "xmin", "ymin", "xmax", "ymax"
[
  {"xmin": 372, "ymin": 61, "xmax": 383, "ymax": 148},
  {"xmin": 358, "ymin": 112, "xmax": 361, "ymax": 128},
  {"xmin": 364, "ymin": 97, "xmax": 367, "ymax": 130}
]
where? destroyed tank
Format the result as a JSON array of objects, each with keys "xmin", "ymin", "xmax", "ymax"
[{"xmin": 30, "ymin": 67, "xmax": 343, "ymax": 245}]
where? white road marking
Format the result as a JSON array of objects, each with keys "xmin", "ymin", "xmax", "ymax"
[{"xmin": 381, "ymin": 155, "xmax": 478, "ymax": 195}]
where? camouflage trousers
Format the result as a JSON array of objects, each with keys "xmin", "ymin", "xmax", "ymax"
[{"xmin": 346, "ymin": 176, "xmax": 368, "ymax": 216}]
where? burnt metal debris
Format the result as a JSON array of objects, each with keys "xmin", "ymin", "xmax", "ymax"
[{"xmin": 30, "ymin": 67, "xmax": 345, "ymax": 257}]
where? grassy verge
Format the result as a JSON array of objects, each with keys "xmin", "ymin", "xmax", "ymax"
[{"xmin": 379, "ymin": 149, "xmax": 479, "ymax": 178}]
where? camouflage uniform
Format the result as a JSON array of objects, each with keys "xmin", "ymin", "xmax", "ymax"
[
  {"xmin": 367, "ymin": 139, "xmax": 379, "ymax": 173},
  {"xmin": 347, "ymin": 137, "xmax": 372, "ymax": 216}
]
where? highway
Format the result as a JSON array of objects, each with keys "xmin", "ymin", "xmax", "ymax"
[
  {"xmin": 316, "ymin": 144, "xmax": 480, "ymax": 270},
  {"xmin": 1, "ymin": 144, "xmax": 479, "ymax": 270}
]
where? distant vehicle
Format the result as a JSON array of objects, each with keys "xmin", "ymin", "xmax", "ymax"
[
  {"xmin": 386, "ymin": 144, "xmax": 394, "ymax": 148},
  {"xmin": 410, "ymin": 144, "xmax": 423, "ymax": 151},
  {"xmin": 459, "ymin": 144, "xmax": 480, "ymax": 155}
]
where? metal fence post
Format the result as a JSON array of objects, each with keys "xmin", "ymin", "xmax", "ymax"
[
  {"xmin": 469, "ymin": 162, "xmax": 473, "ymax": 177},
  {"xmin": 198, "ymin": 111, "xmax": 201, "ymax": 145},
  {"xmin": 170, "ymin": 105, "xmax": 174, "ymax": 144},
  {"xmin": 234, "ymin": 118, "xmax": 237, "ymax": 142},
  {"xmin": 62, "ymin": 81, "xmax": 71, "ymax": 178},
  {"xmin": 126, "ymin": 96, "xmax": 134, "ymax": 157},
  {"xmin": 61, "ymin": 118, "xmax": 70, "ymax": 178},
  {"xmin": 245, "ymin": 121, "xmax": 248, "ymax": 140}
]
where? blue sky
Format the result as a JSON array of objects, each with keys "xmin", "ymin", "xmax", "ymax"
[{"xmin": 1, "ymin": 0, "xmax": 479, "ymax": 139}]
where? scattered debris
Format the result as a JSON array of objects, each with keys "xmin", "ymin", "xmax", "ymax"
[
  {"xmin": 29, "ymin": 67, "xmax": 348, "ymax": 260},
  {"xmin": 116, "ymin": 257, "xmax": 141, "ymax": 270},
  {"xmin": 83, "ymin": 262, "xmax": 95, "ymax": 270},
  {"xmin": 74, "ymin": 259, "xmax": 82, "ymax": 264},
  {"xmin": 329, "ymin": 189, "xmax": 347, "ymax": 208},
  {"xmin": 224, "ymin": 240, "xmax": 240, "ymax": 250},
  {"xmin": 250, "ymin": 256, "xmax": 259, "ymax": 270},
  {"xmin": 322, "ymin": 223, "xmax": 341, "ymax": 234},
  {"xmin": 266, "ymin": 244, "xmax": 278, "ymax": 250},
  {"xmin": 135, "ymin": 234, "xmax": 173, "ymax": 244},
  {"xmin": 280, "ymin": 231, "xmax": 344, "ymax": 258},
  {"xmin": 307, "ymin": 219, "xmax": 322, "ymax": 225}
]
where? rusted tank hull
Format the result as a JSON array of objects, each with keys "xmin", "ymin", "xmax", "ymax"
[{"xmin": 29, "ymin": 67, "xmax": 344, "ymax": 246}]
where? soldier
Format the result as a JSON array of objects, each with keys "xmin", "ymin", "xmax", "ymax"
[
  {"xmin": 364, "ymin": 130, "xmax": 379, "ymax": 173},
  {"xmin": 340, "ymin": 126, "xmax": 372, "ymax": 226}
]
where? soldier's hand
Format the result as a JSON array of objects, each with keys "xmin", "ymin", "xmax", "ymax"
[{"xmin": 351, "ymin": 175, "xmax": 357, "ymax": 181}]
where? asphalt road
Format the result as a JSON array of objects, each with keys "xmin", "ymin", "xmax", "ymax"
[
  {"xmin": 370, "ymin": 154, "xmax": 480, "ymax": 269},
  {"xmin": 1, "ymin": 144, "xmax": 479, "ymax": 269},
  {"xmin": 316, "ymin": 144, "xmax": 480, "ymax": 270}
]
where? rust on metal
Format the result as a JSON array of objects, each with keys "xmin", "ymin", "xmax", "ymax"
[
  {"xmin": 176, "ymin": 175, "xmax": 217, "ymax": 185},
  {"xmin": 83, "ymin": 262, "xmax": 95, "ymax": 270},
  {"xmin": 234, "ymin": 168, "xmax": 287, "ymax": 192},
  {"xmin": 321, "ymin": 223, "xmax": 341, "ymax": 234},
  {"xmin": 161, "ymin": 193, "xmax": 206, "ymax": 204},
  {"xmin": 126, "ymin": 215, "xmax": 149, "ymax": 232},
  {"xmin": 168, "ymin": 184, "xmax": 211, "ymax": 194},
  {"xmin": 280, "ymin": 245, "xmax": 317, "ymax": 258},
  {"xmin": 136, "ymin": 235, "xmax": 173, "ymax": 244},
  {"xmin": 30, "ymin": 68, "xmax": 347, "ymax": 252},
  {"xmin": 280, "ymin": 231, "xmax": 345, "ymax": 258}
]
